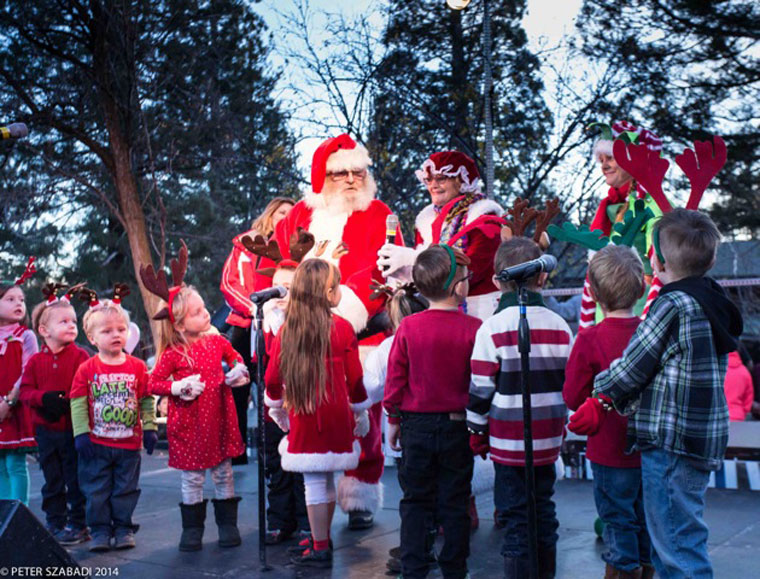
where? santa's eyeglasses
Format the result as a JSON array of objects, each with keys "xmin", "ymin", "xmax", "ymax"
[{"xmin": 327, "ymin": 169, "xmax": 368, "ymax": 182}]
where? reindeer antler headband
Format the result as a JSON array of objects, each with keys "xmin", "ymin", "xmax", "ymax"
[
  {"xmin": 501, "ymin": 197, "xmax": 561, "ymax": 247},
  {"xmin": 240, "ymin": 227, "xmax": 318, "ymax": 277},
  {"xmin": 78, "ymin": 283, "xmax": 131, "ymax": 310},
  {"xmin": 139, "ymin": 241, "xmax": 188, "ymax": 323},
  {"xmin": 42, "ymin": 282, "xmax": 86, "ymax": 307}
]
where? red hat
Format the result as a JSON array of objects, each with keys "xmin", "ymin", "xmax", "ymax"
[
  {"xmin": 415, "ymin": 151, "xmax": 481, "ymax": 194},
  {"xmin": 311, "ymin": 133, "xmax": 371, "ymax": 193}
]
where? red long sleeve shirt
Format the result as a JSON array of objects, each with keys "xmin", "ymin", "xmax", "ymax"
[
  {"xmin": 384, "ymin": 309, "xmax": 482, "ymax": 424},
  {"xmin": 563, "ymin": 317, "xmax": 641, "ymax": 468},
  {"xmin": 20, "ymin": 343, "xmax": 90, "ymax": 431}
]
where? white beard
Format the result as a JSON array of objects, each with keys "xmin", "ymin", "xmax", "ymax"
[{"xmin": 304, "ymin": 174, "xmax": 376, "ymax": 216}]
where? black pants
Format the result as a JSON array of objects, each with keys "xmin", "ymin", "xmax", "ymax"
[
  {"xmin": 35, "ymin": 426, "xmax": 86, "ymax": 531},
  {"xmin": 229, "ymin": 326, "xmax": 254, "ymax": 463},
  {"xmin": 398, "ymin": 412, "xmax": 473, "ymax": 579},
  {"xmin": 494, "ymin": 462, "xmax": 558, "ymax": 558},
  {"xmin": 264, "ymin": 421, "xmax": 308, "ymax": 532}
]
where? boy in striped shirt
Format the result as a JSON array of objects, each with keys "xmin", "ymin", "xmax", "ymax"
[{"xmin": 467, "ymin": 237, "xmax": 573, "ymax": 579}]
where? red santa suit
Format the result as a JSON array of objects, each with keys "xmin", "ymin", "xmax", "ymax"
[
  {"xmin": 378, "ymin": 151, "xmax": 504, "ymax": 321},
  {"xmin": 264, "ymin": 315, "xmax": 370, "ymax": 472},
  {"xmin": 272, "ymin": 134, "xmax": 397, "ymax": 518}
]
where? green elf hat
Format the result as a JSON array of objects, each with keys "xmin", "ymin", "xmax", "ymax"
[{"xmin": 588, "ymin": 120, "xmax": 663, "ymax": 160}]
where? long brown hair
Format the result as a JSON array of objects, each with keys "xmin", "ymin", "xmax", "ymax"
[
  {"xmin": 250, "ymin": 197, "xmax": 295, "ymax": 238},
  {"xmin": 278, "ymin": 259, "xmax": 339, "ymax": 414}
]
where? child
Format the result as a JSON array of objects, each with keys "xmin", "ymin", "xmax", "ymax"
[
  {"xmin": 258, "ymin": 263, "xmax": 311, "ymax": 545},
  {"xmin": 580, "ymin": 209, "xmax": 743, "ymax": 578},
  {"xmin": 142, "ymin": 244, "xmax": 250, "ymax": 552},
  {"xmin": 563, "ymin": 245, "xmax": 652, "ymax": 578},
  {"xmin": 0, "ymin": 268, "xmax": 39, "ymax": 505},
  {"xmin": 265, "ymin": 259, "xmax": 371, "ymax": 568},
  {"xmin": 579, "ymin": 209, "xmax": 742, "ymax": 578},
  {"xmin": 467, "ymin": 238, "xmax": 573, "ymax": 579},
  {"xmin": 70, "ymin": 299, "xmax": 157, "ymax": 552},
  {"xmin": 723, "ymin": 350, "xmax": 753, "ymax": 421},
  {"xmin": 20, "ymin": 294, "xmax": 90, "ymax": 545},
  {"xmin": 384, "ymin": 245, "xmax": 482, "ymax": 579}
]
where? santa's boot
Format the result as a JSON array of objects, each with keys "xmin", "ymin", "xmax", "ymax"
[
  {"xmin": 178, "ymin": 500, "xmax": 207, "ymax": 552},
  {"xmin": 212, "ymin": 497, "xmax": 242, "ymax": 548}
]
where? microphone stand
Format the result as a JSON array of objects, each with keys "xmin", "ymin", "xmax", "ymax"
[
  {"xmin": 517, "ymin": 282, "xmax": 539, "ymax": 579},
  {"xmin": 252, "ymin": 305, "xmax": 271, "ymax": 572}
]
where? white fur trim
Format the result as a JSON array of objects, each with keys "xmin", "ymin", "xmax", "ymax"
[
  {"xmin": 350, "ymin": 398, "xmax": 373, "ymax": 412},
  {"xmin": 332, "ymin": 284, "xmax": 369, "ymax": 333},
  {"xmin": 337, "ymin": 476, "xmax": 383, "ymax": 513},
  {"xmin": 414, "ymin": 199, "xmax": 502, "ymax": 248},
  {"xmin": 415, "ymin": 159, "xmax": 481, "ymax": 193},
  {"xmin": 464, "ymin": 198, "xmax": 503, "ymax": 224},
  {"xmin": 414, "ymin": 204, "xmax": 438, "ymax": 247},
  {"xmin": 471, "ymin": 455, "xmax": 495, "ymax": 495},
  {"xmin": 325, "ymin": 144, "xmax": 372, "ymax": 172},
  {"xmin": 279, "ymin": 437, "xmax": 361, "ymax": 473},
  {"xmin": 264, "ymin": 392, "xmax": 283, "ymax": 408},
  {"xmin": 593, "ymin": 139, "xmax": 613, "ymax": 160},
  {"xmin": 465, "ymin": 291, "xmax": 500, "ymax": 322}
]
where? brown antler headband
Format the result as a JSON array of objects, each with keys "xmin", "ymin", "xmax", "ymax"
[{"xmin": 139, "ymin": 240, "xmax": 188, "ymax": 322}]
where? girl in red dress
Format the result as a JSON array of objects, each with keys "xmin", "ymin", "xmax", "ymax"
[
  {"xmin": 143, "ymin": 243, "xmax": 250, "ymax": 552},
  {"xmin": 265, "ymin": 259, "xmax": 371, "ymax": 568},
  {"xmin": 0, "ymin": 269, "xmax": 39, "ymax": 504}
]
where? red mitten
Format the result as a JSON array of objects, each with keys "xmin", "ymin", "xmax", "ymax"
[
  {"xmin": 568, "ymin": 397, "xmax": 609, "ymax": 436},
  {"xmin": 470, "ymin": 433, "xmax": 490, "ymax": 459}
]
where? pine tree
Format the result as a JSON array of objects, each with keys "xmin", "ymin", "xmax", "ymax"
[
  {"xmin": 0, "ymin": 0, "xmax": 300, "ymax": 342},
  {"xmin": 576, "ymin": 0, "xmax": 760, "ymax": 236}
]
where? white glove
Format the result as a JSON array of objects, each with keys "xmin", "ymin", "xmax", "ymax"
[
  {"xmin": 269, "ymin": 407, "xmax": 290, "ymax": 432},
  {"xmin": 376, "ymin": 244, "xmax": 418, "ymax": 279},
  {"xmin": 170, "ymin": 374, "xmax": 205, "ymax": 401},
  {"xmin": 353, "ymin": 410, "xmax": 370, "ymax": 438},
  {"xmin": 224, "ymin": 363, "xmax": 250, "ymax": 387}
]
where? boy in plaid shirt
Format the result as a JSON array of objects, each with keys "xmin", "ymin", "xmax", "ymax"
[{"xmin": 574, "ymin": 209, "xmax": 742, "ymax": 578}]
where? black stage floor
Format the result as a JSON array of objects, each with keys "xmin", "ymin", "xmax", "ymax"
[{"xmin": 22, "ymin": 450, "xmax": 760, "ymax": 578}]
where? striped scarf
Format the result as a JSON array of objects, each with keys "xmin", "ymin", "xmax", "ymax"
[{"xmin": 438, "ymin": 193, "xmax": 486, "ymax": 250}]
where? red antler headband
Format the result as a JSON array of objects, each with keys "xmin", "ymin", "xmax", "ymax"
[{"xmin": 14, "ymin": 257, "xmax": 36, "ymax": 285}]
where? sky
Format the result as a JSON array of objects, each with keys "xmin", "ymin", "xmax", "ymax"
[{"xmin": 251, "ymin": 0, "xmax": 585, "ymax": 169}]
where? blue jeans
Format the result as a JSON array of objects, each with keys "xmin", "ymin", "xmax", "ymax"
[
  {"xmin": 641, "ymin": 448, "xmax": 712, "ymax": 578},
  {"xmin": 493, "ymin": 462, "xmax": 558, "ymax": 558},
  {"xmin": 36, "ymin": 426, "xmax": 86, "ymax": 531},
  {"xmin": 591, "ymin": 462, "xmax": 651, "ymax": 572},
  {"xmin": 77, "ymin": 443, "xmax": 141, "ymax": 538}
]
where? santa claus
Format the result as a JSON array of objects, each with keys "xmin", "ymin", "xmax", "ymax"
[
  {"xmin": 273, "ymin": 133, "xmax": 400, "ymax": 530},
  {"xmin": 376, "ymin": 151, "xmax": 504, "ymax": 321}
]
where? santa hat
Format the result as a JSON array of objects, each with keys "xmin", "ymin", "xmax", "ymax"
[
  {"xmin": 311, "ymin": 133, "xmax": 372, "ymax": 194},
  {"xmin": 415, "ymin": 151, "xmax": 481, "ymax": 194},
  {"xmin": 589, "ymin": 120, "xmax": 663, "ymax": 160}
]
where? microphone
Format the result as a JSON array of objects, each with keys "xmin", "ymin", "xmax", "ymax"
[
  {"xmin": 0, "ymin": 123, "xmax": 28, "ymax": 140},
  {"xmin": 250, "ymin": 285, "xmax": 287, "ymax": 305},
  {"xmin": 385, "ymin": 214, "xmax": 399, "ymax": 245},
  {"xmin": 495, "ymin": 254, "xmax": 557, "ymax": 282}
]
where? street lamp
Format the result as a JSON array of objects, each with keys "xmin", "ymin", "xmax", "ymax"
[{"xmin": 446, "ymin": 0, "xmax": 494, "ymax": 200}]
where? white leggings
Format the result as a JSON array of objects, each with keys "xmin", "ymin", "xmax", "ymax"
[
  {"xmin": 181, "ymin": 458, "xmax": 234, "ymax": 505},
  {"xmin": 303, "ymin": 471, "xmax": 337, "ymax": 506}
]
